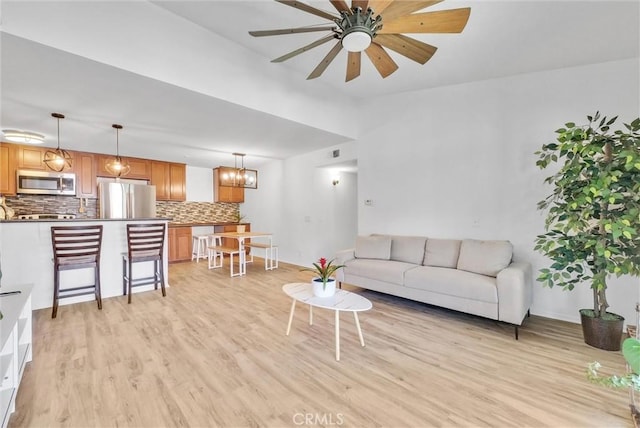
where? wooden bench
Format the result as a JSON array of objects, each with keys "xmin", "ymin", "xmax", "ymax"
[
  {"xmin": 207, "ymin": 245, "xmax": 242, "ymax": 277},
  {"xmin": 245, "ymin": 242, "xmax": 278, "ymax": 270}
]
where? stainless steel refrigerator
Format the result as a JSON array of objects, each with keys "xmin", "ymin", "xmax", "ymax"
[{"xmin": 98, "ymin": 181, "xmax": 156, "ymax": 219}]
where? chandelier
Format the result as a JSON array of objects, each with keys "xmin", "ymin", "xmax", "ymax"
[
  {"xmin": 219, "ymin": 153, "xmax": 258, "ymax": 189},
  {"xmin": 104, "ymin": 124, "xmax": 131, "ymax": 177},
  {"xmin": 43, "ymin": 113, "xmax": 73, "ymax": 172}
]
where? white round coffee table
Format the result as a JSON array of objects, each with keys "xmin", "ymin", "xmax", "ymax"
[{"xmin": 282, "ymin": 282, "xmax": 372, "ymax": 361}]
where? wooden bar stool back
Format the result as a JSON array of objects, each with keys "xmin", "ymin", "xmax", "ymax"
[
  {"xmin": 123, "ymin": 223, "xmax": 166, "ymax": 304},
  {"xmin": 50, "ymin": 225, "xmax": 104, "ymax": 318}
]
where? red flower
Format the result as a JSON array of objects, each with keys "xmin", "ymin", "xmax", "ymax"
[{"xmin": 301, "ymin": 257, "xmax": 346, "ymax": 286}]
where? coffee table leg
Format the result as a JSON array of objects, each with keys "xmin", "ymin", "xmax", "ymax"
[
  {"xmin": 354, "ymin": 312, "xmax": 365, "ymax": 347},
  {"xmin": 286, "ymin": 299, "xmax": 296, "ymax": 335},
  {"xmin": 309, "ymin": 306, "xmax": 313, "ymax": 326},
  {"xmin": 335, "ymin": 310, "xmax": 340, "ymax": 361}
]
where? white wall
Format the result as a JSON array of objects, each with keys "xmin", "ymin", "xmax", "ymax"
[
  {"xmin": 356, "ymin": 58, "xmax": 640, "ymax": 323},
  {"xmin": 242, "ymin": 141, "xmax": 358, "ymax": 267},
  {"xmin": 185, "ymin": 165, "xmax": 213, "ymax": 202}
]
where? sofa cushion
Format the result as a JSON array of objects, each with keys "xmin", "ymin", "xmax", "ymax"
[
  {"xmin": 390, "ymin": 235, "xmax": 427, "ymax": 265},
  {"xmin": 423, "ymin": 239, "xmax": 461, "ymax": 268},
  {"xmin": 405, "ymin": 266, "xmax": 498, "ymax": 303},
  {"xmin": 456, "ymin": 239, "xmax": 513, "ymax": 277},
  {"xmin": 344, "ymin": 258, "xmax": 417, "ymax": 285},
  {"xmin": 355, "ymin": 235, "xmax": 391, "ymax": 260}
]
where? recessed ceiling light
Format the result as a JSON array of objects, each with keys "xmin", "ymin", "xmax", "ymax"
[{"xmin": 2, "ymin": 129, "xmax": 45, "ymax": 144}]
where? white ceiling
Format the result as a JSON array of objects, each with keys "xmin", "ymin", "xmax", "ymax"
[{"xmin": 1, "ymin": 1, "xmax": 638, "ymax": 170}]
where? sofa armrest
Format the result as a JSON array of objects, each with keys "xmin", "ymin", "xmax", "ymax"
[
  {"xmin": 496, "ymin": 261, "xmax": 533, "ymax": 325},
  {"xmin": 334, "ymin": 248, "xmax": 355, "ymax": 282}
]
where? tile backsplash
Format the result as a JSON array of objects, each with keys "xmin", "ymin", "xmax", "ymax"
[
  {"xmin": 156, "ymin": 201, "xmax": 238, "ymax": 224},
  {"xmin": 3, "ymin": 195, "xmax": 98, "ymax": 219},
  {"xmin": 2, "ymin": 195, "xmax": 239, "ymax": 223}
]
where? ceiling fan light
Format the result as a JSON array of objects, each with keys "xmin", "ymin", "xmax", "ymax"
[{"xmin": 342, "ymin": 31, "xmax": 371, "ymax": 52}]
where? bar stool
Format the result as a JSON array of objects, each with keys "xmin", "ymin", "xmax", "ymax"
[
  {"xmin": 122, "ymin": 223, "xmax": 166, "ymax": 304},
  {"xmin": 192, "ymin": 235, "xmax": 209, "ymax": 262},
  {"xmin": 50, "ymin": 225, "xmax": 103, "ymax": 319}
]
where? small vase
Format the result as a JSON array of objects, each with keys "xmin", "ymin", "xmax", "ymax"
[{"xmin": 312, "ymin": 278, "xmax": 336, "ymax": 298}]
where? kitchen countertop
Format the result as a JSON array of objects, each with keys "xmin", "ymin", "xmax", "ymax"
[
  {"xmin": 0, "ymin": 217, "xmax": 173, "ymax": 223},
  {"xmin": 168, "ymin": 222, "xmax": 249, "ymax": 227}
]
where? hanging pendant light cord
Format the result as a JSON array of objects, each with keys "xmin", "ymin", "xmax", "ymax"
[{"xmin": 56, "ymin": 117, "xmax": 60, "ymax": 150}]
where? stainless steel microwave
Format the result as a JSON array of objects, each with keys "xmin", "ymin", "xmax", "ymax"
[{"xmin": 16, "ymin": 169, "xmax": 77, "ymax": 196}]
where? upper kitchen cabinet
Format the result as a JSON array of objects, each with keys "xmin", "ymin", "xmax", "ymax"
[
  {"xmin": 16, "ymin": 145, "xmax": 48, "ymax": 170},
  {"xmin": 151, "ymin": 161, "xmax": 186, "ymax": 201},
  {"xmin": 72, "ymin": 151, "xmax": 98, "ymax": 198},
  {"xmin": 0, "ymin": 143, "xmax": 17, "ymax": 195},
  {"xmin": 96, "ymin": 154, "xmax": 151, "ymax": 180},
  {"xmin": 213, "ymin": 167, "xmax": 244, "ymax": 203}
]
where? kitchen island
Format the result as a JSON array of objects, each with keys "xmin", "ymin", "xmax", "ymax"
[{"xmin": 0, "ymin": 218, "xmax": 171, "ymax": 311}]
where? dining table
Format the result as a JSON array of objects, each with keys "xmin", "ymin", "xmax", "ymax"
[{"xmin": 213, "ymin": 231, "xmax": 273, "ymax": 276}]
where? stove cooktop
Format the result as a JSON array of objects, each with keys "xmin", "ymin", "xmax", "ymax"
[{"xmin": 18, "ymin": 213, "xmax": 77, "ymax": 220}]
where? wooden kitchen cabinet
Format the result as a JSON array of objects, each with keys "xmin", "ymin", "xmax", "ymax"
[
  {"xmin": 96, "ymin": 154, "xmax": 151, "ymax": 180},
  {"xmin": 151, "ymin": 161, "xmax": 186, "ymax": 202},
  {"xmin": 16, "ymin": 145, "xmax": 48, "ymax": 170},
  {"xmin": 213, "ymin": 167, "xmax": 244, "ymax": 202},
  {"xmin": 169, "ymin": 163, "xmax": 186, "ymax": 201},
  {"xmin": 0, "ymin": 143, "xmax": 17, "ymax": 195},
  {"xmin": 168, "ymin": 226, "xmax": 192, "ymax": 263},
  {"xmin": 72, "ymin": 151, "xmax": 98, "ymax": 198}
]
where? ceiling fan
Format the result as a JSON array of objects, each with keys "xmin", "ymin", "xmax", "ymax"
[{"xmin": 249, "ymin": 0, "xmax": 471, "ymax": 82}]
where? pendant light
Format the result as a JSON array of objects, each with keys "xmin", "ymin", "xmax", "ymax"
[
  {"xmin": 104, "ymin": 124, "xmax": 130, "ymax": 177},
  {"xmin": 43, "ymin": 113, "xmax": 73, "ymax": 172},
  {"xmin": 219, "ymin": 153, "xmax": 258, "ymax": 189}
]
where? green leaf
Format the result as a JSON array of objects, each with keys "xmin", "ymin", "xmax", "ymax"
[{"xmin": 624, "ymin": 338, "xmax": 640, "ymax": 375}]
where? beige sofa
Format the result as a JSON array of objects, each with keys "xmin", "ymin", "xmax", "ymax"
[{"xmin": 335, "ymin": 235, "xmax": 533, "ymax": 339}]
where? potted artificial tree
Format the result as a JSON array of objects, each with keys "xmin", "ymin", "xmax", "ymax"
[{"xmin": 535, "ymin": 112, "xmax": 640, "ymax": 351}]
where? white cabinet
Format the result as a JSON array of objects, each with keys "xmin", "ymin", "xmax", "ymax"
[{"xmin": 0, "ymin": 285, "xmax": 33, "ymax": 428}]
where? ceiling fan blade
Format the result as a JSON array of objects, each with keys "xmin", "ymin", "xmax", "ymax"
[
  {"xmin": 351, "ymin": 0, "xmax": 369, "ymax": 11},
  {"xmin": 275, "ymin": 0, "xmax": 338, "ymax": 21},
  {"xmin": 346, "ymin": 51, "xmax": 361, "ymax": 82},
  {"xmin": 330, "ymin": 0, "xmax": 351, "ymax": 13},
  {"xmin": 380, "ymin": 8, "xmax": 471, "ymax": 34},
  {"xmin": 307, "ymin": 41, "xmax": 343, "ymax": 79},
  {"xmin": 272, "ymin": 34, "xmax": 337, "ymax": 63},
  {"xmin": 364, "ymin": 43, "xmax": 398, "ymax": 78},
  {"xmin": 379, "ymin": 1, "xmax": 443, "ymax": 23},
  {"xmin": 367, "ymin": 0, "xmax": 392, "ymax": 15},
  {"xmin": 374, "ymin": 34, "xmax": 436, "ymax": 64},
  {"xmin": 250, "ymin": 26, "xmax": 337, "ymax": 37}
]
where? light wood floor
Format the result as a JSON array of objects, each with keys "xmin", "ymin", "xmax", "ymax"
[{"xmin": 9, "ymin": 258, "xmax": 634, "ymax": 427}]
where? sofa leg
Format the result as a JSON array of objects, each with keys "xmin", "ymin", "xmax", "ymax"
[
  {"xmin": 338, "ymin": 281, "xmax": 342, "ymax": 289},
  {"xmin": 527, "ymin": 309, "xmax": 531, "ymax": 318},
  {"xmin": 515, "ymin": 326, "xmax": 519, "ymax": 340}
]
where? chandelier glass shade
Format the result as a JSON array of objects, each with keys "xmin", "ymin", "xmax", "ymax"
[
  {"xmin": 104, "ymin": 124, "xmax": 131, "ymax": 177},
  {"xmin": 219, "ymin": 153, "xmax": 258, "ymax": 189},
  {"xmin": 43, "ymin": 113, "xmax": 73, "ymax": 172}
]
